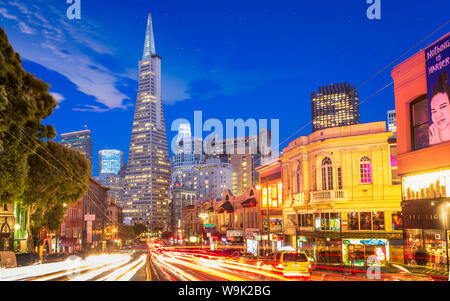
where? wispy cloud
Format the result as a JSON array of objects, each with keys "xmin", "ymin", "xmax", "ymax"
[
  {"xmin": 2, "ymin": 1, "xmax": 130, "ymax": 111},
  {"xmin": 50, "ymin": 92, "xmax": 65, "ymax": 109},
  {"xmin": 0, "ymin": 8, "xmax": 18, "ymax": 20},
  {"xmin": 18, "ymin": 22, "xmax": 36, "ymax": 35}
]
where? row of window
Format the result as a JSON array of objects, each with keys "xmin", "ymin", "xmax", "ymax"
[
  {"xmin": 296, "ymin": 211, "xmax": 403, "ymax": 231},
  {"xmin": 287, "ymin": 154, "xmax": 392, "ymax": 193}
]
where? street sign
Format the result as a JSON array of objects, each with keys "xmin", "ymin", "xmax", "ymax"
[
  {"xmin": 84, "ymin": 214, "xmax": 95, "ymax": 221},
  {"xmin": 227, "ymin": 230, "xmax": 244, "ymax": 237}
]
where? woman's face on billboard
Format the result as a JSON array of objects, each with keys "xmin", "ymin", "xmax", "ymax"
[{"xmin": 430, "ymin": 92, "xmax": 450, "ymax": 131}]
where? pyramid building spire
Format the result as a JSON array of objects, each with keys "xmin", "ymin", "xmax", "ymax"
[
  {"xmin": 123, "ymin": 13, "xmax": 171, "ymax": 230},
  {"xmin": 143, "ymin": 13, "xmax": 156, "ymax": 58}
]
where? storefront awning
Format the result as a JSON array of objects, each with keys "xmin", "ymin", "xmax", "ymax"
[
  {"xmin": 60, "ymin": 238, "xmax": 79, "ymax": 247},
  {"xmin": 216, "ymin": 201, "xmax": 233, "ymax": 213},
  {"xmin": 241, "ymin": 197, "xmax": 257, "ymax": 207}
]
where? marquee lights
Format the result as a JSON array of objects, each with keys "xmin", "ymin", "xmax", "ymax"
[{"xmin": 402, "ymin": 169, "xmax": 450, "ymax": 200}]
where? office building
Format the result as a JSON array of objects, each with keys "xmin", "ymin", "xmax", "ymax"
[
  {"xmin": 60, "ymin": 129, "xmax": 93, "ymax": 164},
  {"xmin": 392, "ymin": 32, "xmax": 450, "ymax": 273},
  {"xmin": 122, "ymin": 14, "xmax": 171, "ymax": 230},
  {"xmin": 311, "ymin": 83, "xmax": 360, "ymax": 132},
  {"xmin": 387, "ymin": 110, "xmax": 397, "ymax": 137},
  {"xmin": 98, "ymin": 149, "xmax": 123, "ymax": 175}
]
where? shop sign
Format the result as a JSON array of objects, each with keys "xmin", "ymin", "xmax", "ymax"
[
  {"xmin": 297, "ymin": 236, "xmax": 307, "ymax": 242},
  {"xmin": 204, "ymin": 226, "xmax": 215, "ymax": 233},
  {"xmin": 227, "ymin": 230, "xmax": 244, "ymax": 237},
  {"xmin": 246, "ymin": 239, "xmax": 258, "ymax": 256},
  {"xmin": 254, "ymin": 235, "xmax": 262, "ymax": 241},
  {"xmin": 425, "ymin": 34, "xmax": 450, "ymax": 146},
  {"xmin": 262, "ymin": 218, "xmax": 283, "ymax": 233},
  {"xmin": 84, "ymin": 214, "xmax": 95, "ymax": 221},
  {"xmin": 330, "ymin": 218, "xmax": 341, "ymax": 231},
  {"xmin": 244, "ymin": 229, "xmax": 260, "ymax": 238},
  {"xmin": 343, "ymin": 239, "xmax": 388, "ymax": 246},
  {"xmin": 203, "ymin": 224, "xmax": 215, "ymax": 227},
  {"xmin": 402, "ymin": 200, "xmax": 449, "ymax": 229},
  {"xmin": 402, "ymin": 169, "xmax": 450, "ymax": 201},
  {"xmin": 342, "ymin": 220, "xmax": 348, "ymax": 231},
  {"xmin": 86, "ymin": 221, "xmax": 92, "ymax": 243}
]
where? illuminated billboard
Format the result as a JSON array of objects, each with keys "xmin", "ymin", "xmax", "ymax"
[
  {"xmin": 425, "ymin": 34, "xmax": 450, "ymax": 145},
  {"xmin": 260, "ymin": 182, "xmax": 283, "ymax": 208}
]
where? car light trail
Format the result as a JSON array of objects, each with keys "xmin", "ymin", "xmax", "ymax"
[
  {"xmin": 97, "ymin": 255, "xmax": 147, "ymax": 281},
  {"xmin": 64, "ymin": 257, "xmax": 132, "ymax": 281},
  {"xmin": 152, "ymin": 254, "xmax": 200, "ymax": 281},
  {"xmin": 154, "ymin": 251, "xmax": 250, "ymax": 281}
]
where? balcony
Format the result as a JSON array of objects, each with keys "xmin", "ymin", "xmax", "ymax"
[
  {"xmin": 292, "ymin": 193, "xmax": 306, "ymax": 206},
  {"xmin": 310, "ymin": 190, "xmax": 346, "ymax": 203}
]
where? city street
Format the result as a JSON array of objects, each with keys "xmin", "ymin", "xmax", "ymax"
[
  {"xmin": 0, "ymin": 1, "xmax": 449, "ymax": 287},
  {"xmin": 0, "ymin": 252, "xmax": 149, "ymax": 281},
  {"xmin": 0, "ymin": 242, "xmax": 446, "ymax": 281}
]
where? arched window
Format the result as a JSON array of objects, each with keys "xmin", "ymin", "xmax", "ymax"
[
  {"xmin": 295, "ymin": 163, "xmax": 302, "ymax": 194},
  {"xmin": 360, "ymin": 156, "xmax": 372, "ymax": 183},
  {"xmin": 321, "ymin": 157, "xmax": 333, "ymax": 190}
]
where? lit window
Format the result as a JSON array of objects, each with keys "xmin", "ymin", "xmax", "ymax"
[
  {"xmin": 359, "ymin": 156, "xmax": 372, "ymax": 184},
  {"xmin": 321, "ymin": 157, "xmax": 333, "ymax": 191}
]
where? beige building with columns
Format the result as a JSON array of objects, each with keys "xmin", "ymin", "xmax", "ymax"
[{"xmin": 280, "ymin": 121, "xmax": 403, "ymax": 265}]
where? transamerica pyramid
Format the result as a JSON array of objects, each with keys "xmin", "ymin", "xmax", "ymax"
[{"xmin": 122, "ymin": 13, "xmax": 171, "ymax": 231}]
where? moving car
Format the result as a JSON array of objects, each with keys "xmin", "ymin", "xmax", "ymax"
[
  {"xmin": 382, "ymin": 264, "xmax": 435, "ymax": 281},
  {"xmin": 238, "ymin": 252, "xmax": 259, "ymax": 264},
  {"xmin": 260, "ymin": 251, "xmax": 312, "ymax": 279}
]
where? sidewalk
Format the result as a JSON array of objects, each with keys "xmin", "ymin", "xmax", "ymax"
[{"xmin": 312, "ymin": 262, "xmax": 449, "ymax": 281}]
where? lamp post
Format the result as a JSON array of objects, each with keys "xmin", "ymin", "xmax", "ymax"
[{"xmin": 257, "ymin": 181, "xmax": 270, "ymax": 256}]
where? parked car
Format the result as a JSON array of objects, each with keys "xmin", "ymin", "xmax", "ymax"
[
  {"xmin": 238, "ymin": 252, "xmax": 260, "ymax": 265},
  {"xmin": 259, "ymin": 251, "xmax": 312, "ymax": 279}
]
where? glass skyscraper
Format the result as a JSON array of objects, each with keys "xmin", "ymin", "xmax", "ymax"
[
  {"xmin": 311, "ymin": 83, "xmax": 360, "ymax": 132},
  {"xmin": 98, "ymin": 149, "xmax": 123, "ymax": 175},
  {"xmin": 122, "ymin": 13, "xmax": 171, "ymax": 230},
  {"xmin": 60, "ymin": 129, "xmax": 93, "ymax": 164}
]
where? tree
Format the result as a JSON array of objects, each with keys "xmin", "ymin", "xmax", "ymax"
[
  {"xmin": 118, "ymin": 225, "xmax": 136, "ymax": 243},
  {"xmin": 0, "ymin": 26, "xmax": 56, "ymax": 203},
  {"xmin": 21, "ymin": 141, "xmax": 91, "ymax": 252},
  {"xmin": 132, "ymin": 223, "xmax": 148, "ymax": 237}
]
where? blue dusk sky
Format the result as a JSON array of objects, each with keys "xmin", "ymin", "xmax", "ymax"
[{"xmin": 0, "ymin": 0, "xmax": 448, "ymax": 176}]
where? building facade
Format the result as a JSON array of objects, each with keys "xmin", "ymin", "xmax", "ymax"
[
  {"xmin": 122, "ymin": 13, "xmax": 171, "ymax": 230},
  {"xmin": 169, "ymin": 180, "xmax": 196, "ymax": 237},
  {"xmin": 60, "ymin": 178, "xmax": 109, "ymax": 253},
  {"xmin": 311, "ymin": 83, "xmax": 360, "ymax": 132},
  {"xmin": 60, "ymin": 129, "xmax": 93, "ymax": 164},
  {"xmin": 256, "ymin": 160, "xmax": 285, "ymax": 256},
  {"xmin": 275, "ymin": 122, "xmax": 403, "ymax": 266},
  {"xmin": 392, "ymin": 32, "xmax": 450, "ymax": 273},
  {"xmin": 387, "ymin": 110, "xmax": 397, "ymax": 137},
  {"xmin": 0, "ymin": 202, "xmax": 15, "ymax": 251},
  {"xmin": 207, "ymin": 133, "xmax": 272, "ymax": 196},
  {"xmin": 96, "ymin": 173, "xmax": 123, "ymax": 205},
  {"xmin": 213, "ymin": 188, "xmax": 261, "ymax": 255},
  {"xmin": 105, "ymin": 197, "xmax": 123, "ymax": 249}
]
